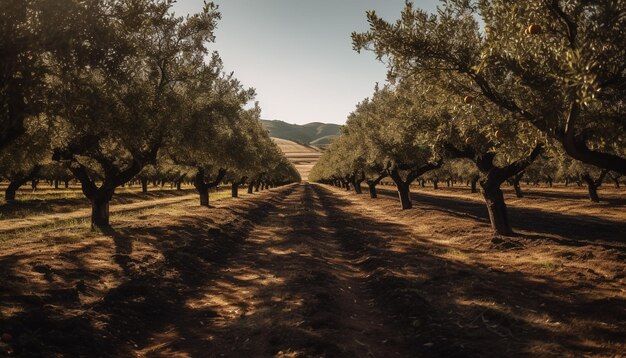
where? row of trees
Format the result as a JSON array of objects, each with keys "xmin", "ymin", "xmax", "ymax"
[
  {"xmin": 310, "ymin": 0, "xmax": 625, "ymax": 236},
  {"xmin": 0, "ymin": 0, "xmax": 300, "ymax": 228}
]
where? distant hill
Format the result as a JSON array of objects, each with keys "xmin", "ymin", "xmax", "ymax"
[
  {"xmin": 271, "ymin": 137, "xmax": 321, "ymax": 181},
  {"xmin": 261, "ymin": 120, "xmax": 341, "ymax": 147}
]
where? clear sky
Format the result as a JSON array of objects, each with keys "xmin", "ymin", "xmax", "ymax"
[{"xmin": 171, "ymin": 1, "xmax": 440, "ymax": 125}]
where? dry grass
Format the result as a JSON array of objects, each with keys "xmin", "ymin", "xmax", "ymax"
[
  {"xmin": 0, "ymin": 183, "xmax": 624, "ymax": 356},
  {"xmin": 272, "ymin": 137, "xmax": 322, "ymax": 181}
]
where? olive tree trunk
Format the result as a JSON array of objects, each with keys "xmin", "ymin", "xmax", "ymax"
[
  {"xmin": 387, "ymin": 161, "xmax": 442, "ymax": 210},
  {"xmin": 511, "ymin": 172, "xmax": 524, "ymax": 198},
  {"xmin": 194, "ymin": 168, "xmax": 226, "ymax": 207},
  {"xmin": 445, "ymin": 143, "xmax": 542, "ymax": 236},
  {"xmin": 581, "ymin": 170, "xmax": 608, "ymax": 203},
  {"xmin": 470, "ymin": 175, "xmax": 479, "ymax": 193},
  {"xmin": 366, "ymin": 173, "xmax": 387, "ymax": 199},
  {"xmin": 141, "ymin": 178, "xmax": 149, "ymax": 194},
  {"xmin": 4, "ymin": 166, "xmax": 40, "ymax": 202}
]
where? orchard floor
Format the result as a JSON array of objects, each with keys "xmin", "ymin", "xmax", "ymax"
[{"xmin": 0, "ymin": 183, "xmax": 624, "ymax": 357}]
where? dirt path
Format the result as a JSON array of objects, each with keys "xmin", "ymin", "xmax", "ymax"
[
  {"xmin": 1, "ymin": 183, "xmax": 624, "ymax": 357},
  {"xmin": 140, "ymin": 182, "xmax": 409, "ymax": 357}
]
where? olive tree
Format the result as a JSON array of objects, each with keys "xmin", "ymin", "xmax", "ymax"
[
  {"xmin": 0, "ymin": 0, "xmax": 85, "ymax": 150},
  {"xmin": 51, "ymin": 0, "xmax": 221, "ymax": 228},
  {"xmin": 353, "ymin": 0, "xmax": 626, "ymax": 176}
]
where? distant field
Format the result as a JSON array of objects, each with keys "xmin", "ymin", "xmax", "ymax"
[{"xmin": 272, "ymin": 137, "xmax": 322, "ymax": 181}]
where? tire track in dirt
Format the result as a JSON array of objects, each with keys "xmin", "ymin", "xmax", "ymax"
[{"xmin": 160, "ymin": 182, "xmax": 410, "ymax": 357}]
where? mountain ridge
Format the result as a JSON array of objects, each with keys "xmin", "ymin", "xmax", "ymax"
[{"xmin": 261, "ymin": 119, "xmax": 341, "ymax": 147}]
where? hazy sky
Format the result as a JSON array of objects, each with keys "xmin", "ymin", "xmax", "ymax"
[{"xmin": 171, "ymin": 1, "xmax": 440, "ymax": 125}]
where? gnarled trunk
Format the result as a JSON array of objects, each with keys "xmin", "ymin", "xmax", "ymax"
[
  {"xmin": 366, "ymin": 173, "xmax": 387, "ymax": 199},
  {"xmin": 582, "ymin": 171, "xmax": 607, "ymax": 203},
  {"xmin": 91, "ymin": 193, "xmax": 112, "ymax": 229},
  {"xmin": 194, "ymin": 168, "xmax": 226, "ymax": 207},
  {"xmin": 388, "ymin": 167, "xmax": 413, "ymax": 210},
  {"xmin": 387, "ymin": 162, "xmax": 442, "ymax": 210},
  {"xmin": 481, "ymin": 183, "xmax": 511, "ymax": 236},
  {"xmin": 561, "ymin": 102, "xmax": 626, "ymax": 175},
  {"xmin": 5, "ymin": 166, "xmax": 40, "ymax": 202},
  {"xmin": 444, "ymin": 143, "xmax": 542, "ymax": 236},
  {"xmin": 5, "ymin": 179, "xmax": 23, "ymax": 202},
  {"xmin": 396, "ymin": 181, "xmax": 412, "ymax": 210}
]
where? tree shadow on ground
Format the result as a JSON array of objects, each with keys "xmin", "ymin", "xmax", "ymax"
[
  {"xmin": 312, "ymin": 185, "xmax": 626, "ymax": 357},
  {"xmin": 0, "ymin": 186, "xmax": 295, "ymax": 357},
  {"xmin": 376, "ymin": 187, "xmax": 626, "ymax": 251},
  {"xmin": 1, "ymin": 183, "xmax": 624, "ymax": 357},
  {"xmin": 0, "ymin": 189, "xmax": 196, "ymax": 220}
]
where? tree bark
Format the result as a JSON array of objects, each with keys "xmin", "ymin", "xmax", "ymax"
[
  {"xmin": 561, "ymin": 102, "xmax": 626, "ymax": 175},
  {"xmin": 141, "ymin": 178, "xmax": 149, "ymax": 194},
  {"xmin": 444, "ymin": 143, "xmax": 542, "ymax": 236},
  {"xmin": 396, "ymin": 181, "xmax": 412, "ymax": 209},
  {"xmin": 232, "ymin": 176, "xmax": 247, "ymax": 198},
  {"xmin": 582, "ymin": 171, "xmax": 608, "ymax": 203},
  {"xmin": 5, "ymin": 166, "xmax": 40, "ymax": 202},
  {"xmin": 366, "ymin": 173, "xmax": 386, "ymax": 199},
  {"xmin": 587, "ymin": 183, "xmax": 600, "ymax": 203},
  {"xmin": 91, "ymin": 193, "xmax": 111, "ymax": 229},
  {"xmin": 511, "ymin": 172, "xmax": 524, "ymax": 198},
  {"xmin": 198, "ymin": 186, "xmax": 209, "ymax": 206},
  {"xmin": 470, "ymin": 175, "xmax": 479, "ymax": 193},
  {"xmin": 388, "ymin": 167, "xmax": 413, "ymax": 210},
  {"xmin": 367, "ymin": 182, "xmax": 378, "ymax": 198},
  {"xmin": 5, "ymin": 179, "xmax": 23, "ymax": 202},
  {"xmin": 194, "ymin": 168, "xmax": 226, "ymax": 207},
  {"xmin": 481, "ymin": 183, "xmax": 512, "ymax": 236},
  {"xmin": 247, "ymin": 181, "xmax": 254, "ymax": 194},
  {"xmin": 387, "ymin": 162, "xmax": 443, "ymax": 210}
]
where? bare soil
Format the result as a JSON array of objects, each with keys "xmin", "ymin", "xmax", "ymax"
[{"xmin": 0, "ymin": 183, "xmax": 624, "ymax": 357}]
